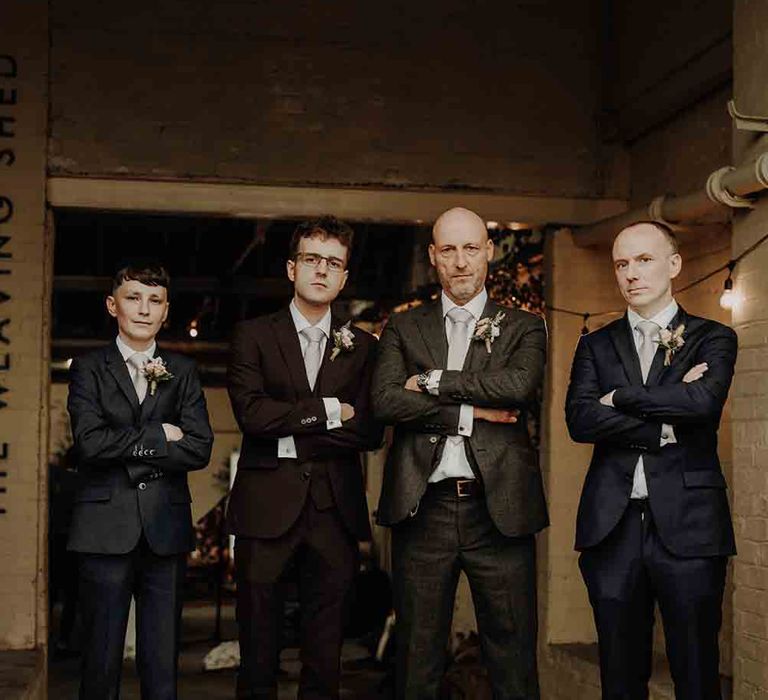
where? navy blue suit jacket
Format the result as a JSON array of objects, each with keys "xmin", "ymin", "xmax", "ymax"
[
  {"xmin": 67, "ymin": 342, "xmax": 213, "ymax": 555},
  {"xmin": 566, "ymin": 307, "xmax": 737, "ymax": 558}
]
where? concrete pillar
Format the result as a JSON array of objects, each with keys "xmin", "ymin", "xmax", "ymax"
[
  {"xmin": 540, "ymin": 228, "xmax": 623, "ymax": 644},
  {"xmin": 0, "ymin": 1, "xmax": 50, "ymax": 656}
]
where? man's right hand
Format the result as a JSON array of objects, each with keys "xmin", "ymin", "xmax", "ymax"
[
  {"xmin": 341, "ymin": 403, "xmax": 355, "ymax": 422},
  {"xmin": 683, "ymin": 363, "xmax": 708, "ymax": 383},
  {"xmin": 474, "ymin": 407, "xmax": 519, "ymax": 423},
  {"xmin": 163, "ymin": 423, "xmax": 184, "ymax": 442}
]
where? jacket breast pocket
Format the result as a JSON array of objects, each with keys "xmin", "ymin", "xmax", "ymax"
[
  {"xmin": 75, "ymin": 486, "xmax": 111, "ymax": 502},
  {"xmin": 683, "ymin": 470, "xmax": 727, "ymax": 489}
]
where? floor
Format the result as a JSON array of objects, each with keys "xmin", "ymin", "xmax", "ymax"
[{"xmin": 48, "ymin": 601, "xmax": 393, "ymax": 699}]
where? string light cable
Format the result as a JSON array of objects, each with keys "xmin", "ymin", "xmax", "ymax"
[{"xmin": 547, "ymin": 228, "xmax": 768, "ymax": 332}]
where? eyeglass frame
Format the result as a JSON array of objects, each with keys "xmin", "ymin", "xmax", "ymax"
[{"xmin": 293, "ymin": 252, "xmax": 347, "ymax": 273}]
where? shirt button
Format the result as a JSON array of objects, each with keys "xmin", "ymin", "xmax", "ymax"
[
  {"xmin": 662, "ymin": 433, "xmax": 669, "ymax": 440},
  {"xmin": 301, "ymin": 471, "xmax": 311, "ymax": 481},
  {"xmin": 429, "ymin": 436, "xmax": 438, "ymax": 444},
  {"xmin": 138, "ymin": 482, "xmax": 147, "ymax": 490}
]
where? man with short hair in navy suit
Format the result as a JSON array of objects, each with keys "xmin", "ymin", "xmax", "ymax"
[
  {"xmin": 67, "ymin": 261, "xmax": 213, "ymax": 700},
  {"xmin": 566, "ymin": 221, "xmax": 738, "ymax": 700}
]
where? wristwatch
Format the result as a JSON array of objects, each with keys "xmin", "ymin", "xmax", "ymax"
[{"xmin": 416, "ymin": 371, "xmax": 432, "ymax": 393}]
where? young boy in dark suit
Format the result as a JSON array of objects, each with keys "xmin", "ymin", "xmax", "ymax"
[{"xmin": 67, "ymin": 261, "xmax": 213, "ymax": 700}]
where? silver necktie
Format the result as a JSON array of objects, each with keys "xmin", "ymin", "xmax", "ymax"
[
  {"xmin": 446, "ymin": 307, "xmax": 474, "ymax": 371},
  {"xmin": 636, "ymin": 320, "xmax": 660, "ymax": 382},
  {"xmin": 301, "ymin": 326, "xmax": 326, "ymax": 390},
  {"xmin": 127, "ymin": 353, "xmax": 148, "ymax": 403}
]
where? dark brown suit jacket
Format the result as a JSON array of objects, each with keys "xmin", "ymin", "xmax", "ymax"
[
  {"xmin": 372, "ymin": 298, "xmax": 549, "ymax": 537},
  {"xmin": 226, "ymin": 308, "xmax": 382, "ymax": 541}
]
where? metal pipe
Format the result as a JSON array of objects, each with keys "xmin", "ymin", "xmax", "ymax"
[{"xmin": 574, "ymin": 152, "xmax": 768, "ymax": 247}]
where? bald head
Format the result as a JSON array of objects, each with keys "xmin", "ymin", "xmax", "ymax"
[
  {"xmin": 429, "ymin": 207, "xmax": 493, "ymax": 305},
  {"xmin": 614, "ymin": 221, "xmax": 679, "ymax": 256},
  {"xmin": 433, "ymin": 207, "xmax": 488, "ymax": 244}
]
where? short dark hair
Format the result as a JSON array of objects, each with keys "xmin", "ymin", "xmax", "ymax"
[
  {"xmin": 621, "ymin": 220, "xmax": 679, "ymax": 254},
  {"xmin": 112, "ymin": 260, "xmax": 170, "ymax": 294},
  {"xmin": 289, "ymin": 216, "xmax": 354, "ymax": 260}
]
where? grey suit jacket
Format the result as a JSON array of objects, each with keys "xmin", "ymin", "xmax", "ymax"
[{"xmin": 371, "ymin": 297, "xmax": 549, "ymax": 537}]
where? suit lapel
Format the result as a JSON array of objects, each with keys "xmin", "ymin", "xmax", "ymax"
[
  {"xmin": 315, "ymin": 315, "xmax": 344, "ymax": 395},
  {"xmin": 463, "ymin": 297, "xmax": 496, "ymax": 371},
  {"xmin": 273, "ymin": 308, "xmax": 312, "ymax": 397},
  {"xmin": 609, "ymin": 315, "xmax": 644, "ymax": 386},
  {"xmin": 138, "ymin": 346, "xmax": 166, "ymax": 422},
  {"xmin": 647, "ymin": 306, "xmax": 690, "ymax": 386},
  {"xmin": 104, "ymin": 342, "xmax": 140, "ymax": 419},
  {"xmin": 417, "ymin": 301, "xmax": 448, "ymax": 369}
]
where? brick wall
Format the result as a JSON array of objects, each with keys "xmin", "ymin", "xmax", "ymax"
[{"xmin": 48, "ymin": 0, "xmax": 616, "ymax": 199}]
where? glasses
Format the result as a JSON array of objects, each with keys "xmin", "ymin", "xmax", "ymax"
[{"xmin": 295, "ymin": 252, "xmax": 346, "ymax": 273}]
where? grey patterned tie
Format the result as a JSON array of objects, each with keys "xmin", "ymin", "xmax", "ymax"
[
  {"xmin": 446, "ymin": 307, "xmax": 474, "ymax": 370},
  {"xmin": 301, "ymin": 326, "xmax": 326, "ymax": 390},
  {"xmin": 127, "ymin": 353, "xmax": 148, "ymax": 403},
  {"xmin": 637, "ymin": 320, "xmax": 660, "ymax": 383}
]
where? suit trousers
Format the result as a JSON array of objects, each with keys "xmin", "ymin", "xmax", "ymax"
[
  {"xmin": 579, "ymin": 500, "xmax": 727, "ymax": 700},
  {"xmin": 77, "ymin": 535, "xmax": 186, "ymax": 700},
  {"xmin": 391, "ymin": 480, "xmax": 539, "ymax": 700},
  {"xmin": 234, "ymin": 497, "xmax": 358, "ymax": 700}
]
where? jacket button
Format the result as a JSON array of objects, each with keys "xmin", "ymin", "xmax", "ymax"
[
  {"xmin": 301, "ymin": 471, "xmax": 311, "ymax": 481},
  {"xmin": 138, "ymin": 482, "xmax": 147, "ymax": 490},
  {"xmin": 429, "ymin": 436, "xmax": 438, "ymax": 444}
]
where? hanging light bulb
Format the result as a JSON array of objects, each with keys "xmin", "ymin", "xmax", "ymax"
[{"xmin": 719, "ymin": 262, "xmax": 739, "ymax": 310}]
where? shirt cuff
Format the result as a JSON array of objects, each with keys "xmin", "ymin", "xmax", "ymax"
[
  {"xmin": 427, "ymin": 369, "xmax": 442, "ymax": 396},
  {"xmin": 603, "ymin": 390, "xmax": 615, "ymax": 407},
  {"xmin": 277, "ymin": 436, "xmax": 298, "ymax": 459},
  {"xmin": 660, "ymin": 423, "xmax": 677, "ymax": 446},
  {"xmin": 458, "ymin": 404, "xmax": 474, "ymax": 437},
  {"xmin": 323, "ymin": 397, "xmax": 342, "ymax": 430}
]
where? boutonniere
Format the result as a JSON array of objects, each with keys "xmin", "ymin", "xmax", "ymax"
[
  {"xmin": 657, "ymin": 323, "xmax": 685, "ymax": 366},
  {"xmin": 472, "ymin": 311, "xmax": 505, "ymax": 354},
  {"xmin": 330, "ymin": 321, "xmax": 355, "ymax": 361},
  {"xmin": 141, "ymin": 357, "xmax": 174, "ymax": 395}
]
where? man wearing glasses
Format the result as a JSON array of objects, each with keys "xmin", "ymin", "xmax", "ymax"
[{"xmin": 227, "ymin": 216, "xmax": 382, "ymax": 700}]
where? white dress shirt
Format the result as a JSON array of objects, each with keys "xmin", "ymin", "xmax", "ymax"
[
  {"xmin": 425, "ymin": 289, "xmax": 487, "ymax": 483},
  {"xmin": 115, "ymin": 335, "xmax": 156, "ymax": 382},
  {"xmin": 277, "ymin": 300, "xmax": 343, "ymax": 459},
  {"xmin": 626, "ymin": 299, "xmax": 678, "ymax": 498}
]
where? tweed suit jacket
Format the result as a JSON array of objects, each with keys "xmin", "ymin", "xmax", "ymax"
[{"xmin": 372, "ymin": 297, "xmax": 549, "ymax": 537}]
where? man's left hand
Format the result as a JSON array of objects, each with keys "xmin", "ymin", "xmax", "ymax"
[
  {"xmin": 405, "ymin": 375, "xmax": 421, "ymax": 392},
  {"xmin": 599, "ymin": 390, "xmax": 615, "ymax": 407}
]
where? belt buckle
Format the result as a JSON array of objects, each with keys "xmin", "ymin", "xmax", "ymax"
[{"xmin": 456, "ymin": 479, "xmax": 474, "ymax": 498}]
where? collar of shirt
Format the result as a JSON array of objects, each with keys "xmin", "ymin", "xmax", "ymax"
[
  {"xmin": 289, "ymin": 299, "xmax": 332, "ymax": 339},
  {"xmin": 627, "ymin": 299, "xmax": 679, "ymax": 334},
  {"xmin": 441, "ymin": 288, "xmax": 488, "ymax": 322},
  {"xmin": 115, "ymin": 335, "xmax": 156, "ymax": 364}
]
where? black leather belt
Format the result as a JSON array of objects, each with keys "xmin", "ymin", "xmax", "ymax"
[{"xmin": 429, "ymin": 478, "xmax": 481, "ymax": 498}]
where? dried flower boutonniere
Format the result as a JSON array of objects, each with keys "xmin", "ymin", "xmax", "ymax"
[
  {"xmin": 141, "ymin": 357, "xmax": 174, "ymax": 395},
  {"xmin": 330, "ymin": 321, "xmax": 355, "ymax": 361},
  {"xmin": 472, "ymin": 311, "xmax": 506, "ymax": 354},
  {"xmin": 657, "ymin": 323, "xmax": 685, "ymax": 366}
]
